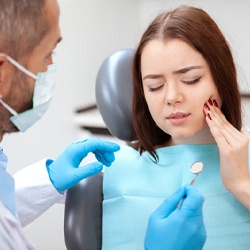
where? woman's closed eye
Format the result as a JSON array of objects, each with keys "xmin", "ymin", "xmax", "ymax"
[
  {"xmin": 148, "ymin": 84, "xmax": 164, "ymax": 92},
  {"xmin": 181, "ymin": 77, "xmax": 201, "ymax": 85}
]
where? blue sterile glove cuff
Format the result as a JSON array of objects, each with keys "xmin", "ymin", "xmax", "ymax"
[
  {"xmin": 144, "ymin": 185, "xmax": 206, "ymax": 250},
  {"xmin": 46, "ymin": 138, "xmax": 120, "ymax": 191}
]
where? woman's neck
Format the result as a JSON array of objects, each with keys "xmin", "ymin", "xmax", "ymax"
[{"xmin": 166, "ymin": 126, "xmax": 216, "ymax": 146}]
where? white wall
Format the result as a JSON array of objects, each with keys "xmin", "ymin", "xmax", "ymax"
[
  {"xmin": 137, "ymin": 0, "xmax": 250, "ymax": 95},
  {"xmin": 1, "ymin": 1, "xmax": 249, "ymax": 249}
]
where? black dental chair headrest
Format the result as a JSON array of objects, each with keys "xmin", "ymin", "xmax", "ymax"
[{"xmin": 95, "ymin": 48, "xmax": 135, "ymax": 141}]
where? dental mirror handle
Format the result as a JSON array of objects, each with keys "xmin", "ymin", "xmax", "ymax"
[
  {"xmin": 190, "ymin": 174, "xmax": 198, "ymax": 185},
  {"xmin": 177, "ymin": 174, "xmax": 198, "ymax": 208}
]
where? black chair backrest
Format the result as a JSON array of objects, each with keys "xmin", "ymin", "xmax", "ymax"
[
  {"xmin": 64, "ymin": 49, "xmax": 135, "ymax": 250},
  {"xmin": 64, "ymin": 173, "xmax": 103, "ymax": 250}
]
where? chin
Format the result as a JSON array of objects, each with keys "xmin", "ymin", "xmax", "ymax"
[
  {"xmin": 3, "ymin": 124, "xmax": 19, "ymax": 135},
  {"xmin": 170, "ymin": 132, "xmax": 194, "ymax": 139},
  {"xmin": 170, "ymin": 132, "xmax": 199, "ymax": 143}
]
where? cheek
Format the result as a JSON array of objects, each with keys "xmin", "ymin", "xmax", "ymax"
[
  {"xmin": 205, "ymin": 80, "xmax": 222, "ymax": 105},
  {"xmin": 144, "ymin": 95, "xmax": 160, "ymax": 116},
  {"xmin": 214, "ymin": 94, "xmax": 222, "ymax": 108}
]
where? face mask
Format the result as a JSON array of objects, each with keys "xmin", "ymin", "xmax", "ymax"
[{"xmin": 0, "ymin": 53, "xmax": 56, "ymax": 132}]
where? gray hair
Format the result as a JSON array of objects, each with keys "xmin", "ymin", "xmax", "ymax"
[{"xmin": 0, "ymin": 0, "xmax": 48, "ymax": 59}]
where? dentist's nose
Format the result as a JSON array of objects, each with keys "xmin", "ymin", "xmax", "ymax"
[{"xmin": 165, "ymin": 82, "xmax": 183, "ymax": 106}]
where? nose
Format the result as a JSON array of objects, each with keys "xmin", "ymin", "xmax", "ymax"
[{"xmin": 165, "ymin": 82, "xmax": 183, "ymax": 106}]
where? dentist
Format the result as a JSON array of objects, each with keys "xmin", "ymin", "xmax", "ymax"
[{"xmin": 0, "ymin": 0, "xmax": 119, "ymax": 248}]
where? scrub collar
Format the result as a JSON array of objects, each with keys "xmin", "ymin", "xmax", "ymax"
[{"xmin": 0, "ymin": 147, "xmax": 8, "ymax": 171}]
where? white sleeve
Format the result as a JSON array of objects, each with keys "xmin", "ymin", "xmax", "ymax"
[{"xmin": 14, "ymin": 159, "xmax": 66, "ymax": 227}]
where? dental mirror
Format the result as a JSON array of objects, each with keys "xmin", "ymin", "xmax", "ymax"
[
  {"xmin": 177, "ymin": 161, "xmax": 204, "ymax": 208},
  {"xmin": 190, "ymin": 161, "xmax": 204, "ymax": 185}
]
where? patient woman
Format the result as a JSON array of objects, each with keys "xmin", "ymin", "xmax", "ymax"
[{"xmin": 102, "ymin": 5, "xmax": 250, "ymax": 250}]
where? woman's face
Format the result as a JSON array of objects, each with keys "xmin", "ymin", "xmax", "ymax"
[{"xmin": 141, "ymin": 39, "xmax": 222, "ymax": 145}]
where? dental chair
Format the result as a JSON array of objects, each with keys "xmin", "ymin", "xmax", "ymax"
[{"xmin": 64, "ymin": 48, "xmax": 135, "ymax": 250}]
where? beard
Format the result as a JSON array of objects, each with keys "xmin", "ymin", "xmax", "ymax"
[{"xmin": 0, "ymin": 69, "xmax": 33, "ymax": 137}]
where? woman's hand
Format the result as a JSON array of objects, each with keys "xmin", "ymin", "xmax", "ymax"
[{"xmin": 204, "ymin": 99, "xmax": 250, "ymax": 209}]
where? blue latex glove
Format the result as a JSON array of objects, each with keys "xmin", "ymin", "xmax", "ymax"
[
  {"xmin": 144, "ymin": 185, "xmax": 206, "ymax": 250},
  {"xmin": 46, "ymin": 138, "xmax": 120, "ymax": 191}
]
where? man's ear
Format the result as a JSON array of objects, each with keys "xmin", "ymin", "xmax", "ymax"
[
  {"xmin": 0, "ymin": 54, "xmax": 6, "ymax": 83},
  {"xmin": 0, "ymin": 55, "xmax": 14, "ymax": 94}
]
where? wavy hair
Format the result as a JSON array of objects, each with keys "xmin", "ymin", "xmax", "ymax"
[{"xmin": 132, "ymin": 6, "xmax": 241, "ymax": 161}]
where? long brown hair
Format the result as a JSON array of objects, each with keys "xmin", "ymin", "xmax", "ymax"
[{"xmin": 132, "ymin": 6, "xmax": 241, "ymax": 161}]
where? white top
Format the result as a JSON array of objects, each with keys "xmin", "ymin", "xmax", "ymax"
[
  {"xmin": 14, "ymin": 159, "xmax": 65, "ymax": 227},
  {"xmin": 0, "ymin": 159, "xmax": 65, "ymax": 249},
  {"xmin": 0, "ymin": 202, "xmax": 35, "ymax": 250}
]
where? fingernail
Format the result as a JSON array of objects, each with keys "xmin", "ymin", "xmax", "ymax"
[
  {"xmin": 213, "ymin": 99, "xmax": 218, "ymax": 107},
  {"xmin": 204, "ymin": 103, "xmax": 210, "ymax": 110},
  {"xmin": 207, "ymin": 113, "xmax": 212, "ymax": 120},
  {"xmin": 208, "ymin": 99, "xmax": 213, "ymax": 106}
]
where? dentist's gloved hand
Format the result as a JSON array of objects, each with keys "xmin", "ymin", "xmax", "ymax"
[
  {"xmin": 144, "ymin": 185, "xmax": 206, "ymax": 250},
  {"xmin": 46, "ymin": 138, "xmax": 120, "ymax": 191}
]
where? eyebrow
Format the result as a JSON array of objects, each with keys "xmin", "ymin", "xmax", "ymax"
[
  {"xmin": 142, "ymin": 65, "xmax": 204, "ymax": 81},
  {"xmin": 142, "ymin": 74, "xmax": 164, "ymax": 81},
  {"xmin": 173, "ymin": 65, "xmax": 204, "ymax": 74}
]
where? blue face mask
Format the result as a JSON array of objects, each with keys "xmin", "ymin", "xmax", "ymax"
[{"xmin": 0, "ymin": 54, "xmax": 56, "ymax": 132}]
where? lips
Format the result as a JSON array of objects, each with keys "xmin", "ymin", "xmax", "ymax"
[
  {"xmin": 166, "ymin": 112, "xmax": 190, "ymax": 125},
  {"xmin": 167, "ymin": 112, "xmax": 189, "ymax": 119}
]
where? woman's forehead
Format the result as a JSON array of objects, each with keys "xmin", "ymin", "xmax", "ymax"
[{"xmin": 140, "ymin": 39, "xmax": 208, "ymax": 76}]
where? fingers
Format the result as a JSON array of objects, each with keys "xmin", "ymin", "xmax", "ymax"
[
  {"xmin": 95, "ymin": 151, "xmax": 115, "ymax": 166},
  {"xmin": 152, "ymin": 186, "xmax": 204, "ymax": 220},
  {"xmin": 65, "ymin": 138, "xmax": 120, "ymax": 165},
  {"xmin": 242, "ymin": 129, "xmax": 250, "ymax": 142},
  {"xmin": 180, "ymin": 185, "xmax": 204, "ymax": 217},
  {"xmin": 74, "ymin": 162, "xmax": 103, "ymax": 182},
  {"xmin": 203, "ymin": 99, "xmax": 249, "ymax": 191},
  {"xmin": 77, "ymin": 138, "xmax": 120, "ymax": 154},
  {"xmin": 153, "ymin": 187, "xmax": 186, "ymax": 218},
  {"xmin": 89, "ymin": 138, "xmax": 120, "ymax": 166},
  {"xmin": 203, "ymin": 98, "xmax": 248, "ymax": 150}
]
